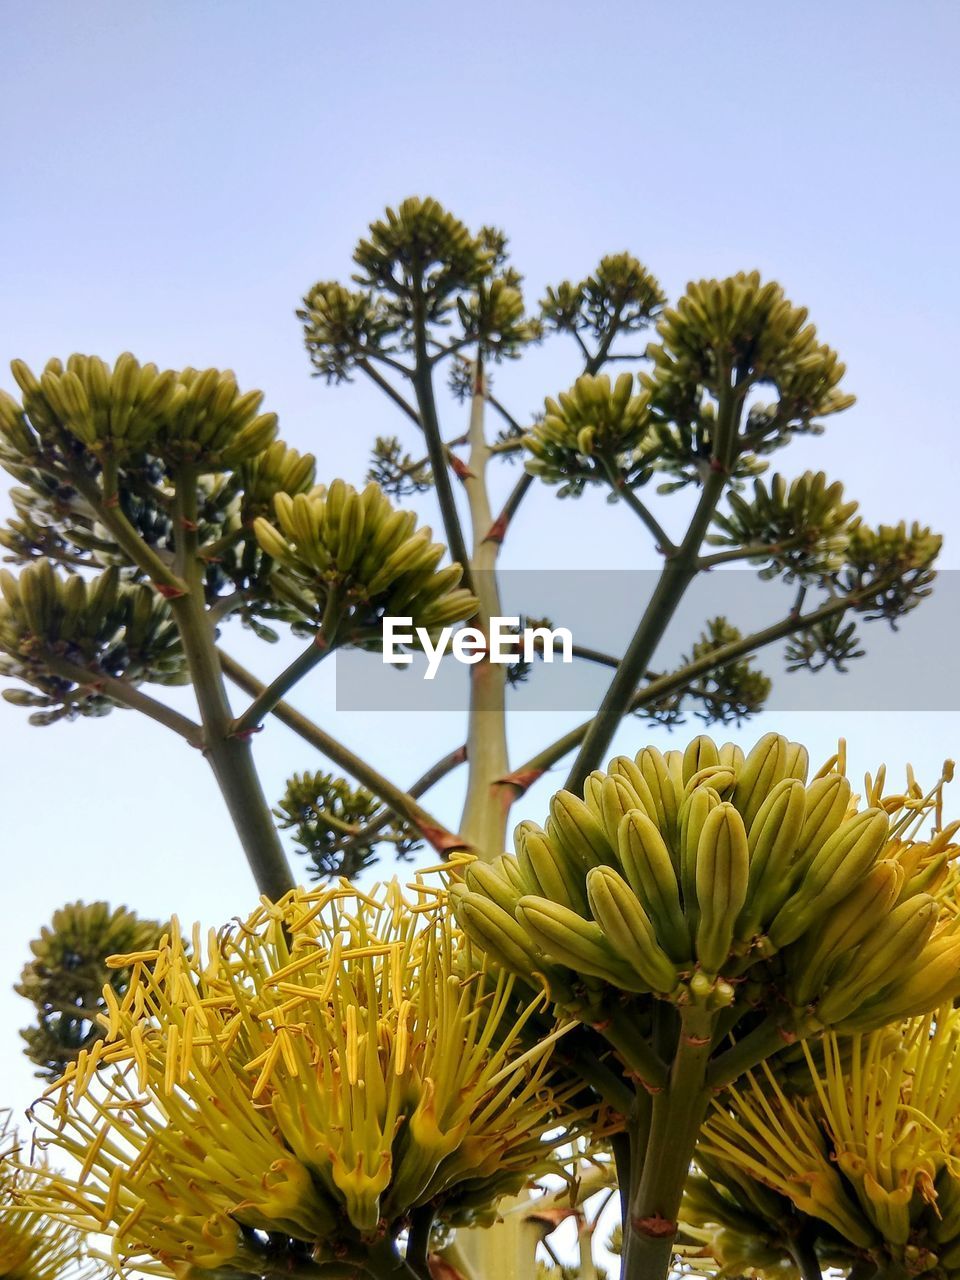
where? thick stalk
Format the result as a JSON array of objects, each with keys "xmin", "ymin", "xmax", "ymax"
[
  {"xmin": 621, "ymin": 1006, "xmax": 714, "ymax": 1280},
  {"xmin": 170, "ymin": 584, "xmax": 294, "ymax": 900},
  {"xmin": 404, "ymin": 1207, "xmax": 435, "ymax": 1280},
  {"xmin": 361, "ymin": 1240, "xmax": 421, "ymax": 1280},
  {"xmin": 169, "ymin": 469, "xmax": 294, "ymax": 900},
  {"xmin": 458, "ymin": 357, "xmax": 511, "ymax": 858}
]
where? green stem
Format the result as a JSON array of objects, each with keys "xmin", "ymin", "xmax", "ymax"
[
  {"xmin": 404, "ymin": 1207, "xmax": 436, "ymax": 1280},
  {"xmin": 358, "ymin": 356, "xmax": 421, "ymax": 426},
  {"xmin": 231, "ymin": 589, "xmax": 341, "ymax": 737},
  {"xmin": 565, "ymin": 379, "xmax": 741, "ymax": 793},
  {"xmin": 555, "ymin": 1037, "xmax": 637, "ymax": 1115},
  {"xmin": 785, "ymin": 1231, "xmax": 823, "ymax": 1280},
  {"xmin": 706, "ymin": 1013, "xmax": 803, "ymax": 1090},
  {"xmin": 611, "ymin": 1129, "xmax": 632, "ymax": 1227},
  {"xmin": 331, "ymin": 743, "xmax": 467, "ymax": 864},
  {"xmin": 598, "ymin": 455, "xmax": 675, "ymax": 554},
  {"xmin": 483, "ymin": 472, "xmax": 533, "ymax": 545},
  {"xmin": 59, "ymin": 447, "xmax": 187, "ymax": 594},
  {"xmin": 171, "ymin": 586, "xmax": 294, "ymax": 899},
  {"xmin": 217, "ymin": 648, "xmax": 471, "ymax": 855},
  {"xmin": 362, "ymin": 1239, "xmax": 421, "ymax": 1280},
  {"xmin": 699, "ymin": 540, "xmax": 795, "ymax": 569},
  {"xmin": 564, "ymin": 557, "xmax": 699, "ymax": 793},
  {"xmin": 621, "ymin": 1005, "xmax": 714, "ymax": 1280},
  {"xmin": 168, "ymin": 468, "xmax": 294, "ymax": 900},
  {"xmin": 597, "ymin": 1012, "xmax": 669, "ymax": 1092},
  {"xmin": 511, "ymin": 584, "xmax": 875, "ymax": 794},
  {"xmin": 410, "ymin": 284, "xmax": 474, "ymax": 590}
]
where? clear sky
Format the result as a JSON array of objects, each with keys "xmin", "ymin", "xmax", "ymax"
[{"xmin": 1, "ymin": 0, "xmax": 959, "ymax": 1115}]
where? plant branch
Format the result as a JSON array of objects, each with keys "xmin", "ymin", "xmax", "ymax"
[
  {"xmin": 706, "ymin": 1014, "xmax": 809, "ymax": 1090},
  {"xmin": 485, "ymin": 392, "xmax": 525, "ymax": 438},
  {"xmin": 230, "ymin": 592, "xmax": 343, "ymax": 737},
  {"xmin": 362, "ymin": 1239, "xmax": 421, "ymax": 1280},
  {"xmin": 512, "ymin": 584, "xmax": 872, "ymax": 793},
  {"xmin": 598, "ymin": 455, "xmax": 675, "ymax": 555},
  {"xmin": 621, "ymin": 1004, "xmax": 714, "ymax": 1280},
  {"xmin": 39, "ymin": 653, "xmax": 202, "ymax": 744},
  {"xmin": 410, "ymin": 283, "xmax": 474, "ymax": 590},
  {"xmin": 404, "ymin": 1207, "xmax": 435, "ymax": 1280},
  {"xmin": 57, "ymin": 446, "xmax": 188, "ymax": 594},
  {"xmin": 333, "ymin": 744, "xmax": 467, "ymax": 862},
  {"xmin": 358, "ymin": 357, "xmax": 420, "ymax": 426},
  {"xmin": 698, "ymin": 542, "xmax": 794, "ymax": 570},
  {"xmin": 217, "ymin": 648, "xmax": 471, "ymax": 855},
  {"xmin": 167, "ymin": 467, "xmax": 295, "ymax": 900},
  {"xmin": 786, "ymin": 1230, "xmax": 824, "ymax": 1280},
  {"xmin": 483, "ymin": 472, "xmax": 533, "ymax": 545},
  {"xmin": 565, "ymin": 381, "xmax": 740, "ymax": 794},
  {"xmin": 457, "ymin": 355, "xmax": 511, "ymax": 857},
  {"xmin": 616, "ymin": 485, "xmax": 677, "ymax": 554}
]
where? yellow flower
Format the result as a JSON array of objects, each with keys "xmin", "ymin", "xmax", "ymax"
[
  {"xmin": 0, "ymin": 1109, "xmax": 96, "ymax": 1280},
  {"xmin": 694, "ymin": 1005, "xmax": 960, "ymax": 1273},
  {"xmin": 22, "ymin": 879, "xmax": 581, "ymax": 1276}
]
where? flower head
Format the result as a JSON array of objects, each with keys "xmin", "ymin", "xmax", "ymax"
[
  {"xmin": 2, "ymin": 356, "xmax": 277, "ymax": 474},
  {"xmin": 24, "ymin": 880, "xmax": 581, "ymax": 1276},
  {"xmin": 253, "ymin": 479, "xmax": 477, "ymax": 644},
  {"xmin": 452, "ymin": 733, "xmax": 960, "ymax": 1082},
  {"xmin": 0, "ymin": 1109, "xmax": 97, "ymax": 1280},
  {"xmin": 691, "ymin": 1005, "xmax": 960, "ymax": 1274}
]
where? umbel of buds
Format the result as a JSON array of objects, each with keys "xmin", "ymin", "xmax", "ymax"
[
  {"xmin": 452, "ymin": 732, "xmax": 960, "ymax": 1279},
  {"xmin": 708, "ymin": 471, "xmax": 860, "ymax": 581},
  {"xmin": 254, "ymin": 478, "xmax": 477, "ymax": 643},
  {"xmin": 452, "ymin": 732, "xmax": 960, "ymax": 1053},
  {"xmin": 16, "ymin": 901, "xmax": 164, "ymax": 1078},
  {"xmin": 524, "ymin": 372, "xmax": 655, "ymax": 493},
  {"xmin": 643, "ymin": 272, "xmax": 855, "ymax": 423},
  {"xmin": 2, "ymin": 355, "xmax": 278, "ymax": 473},
  {"xmin": 273, "ymin": 769, "xmax": 422, "ymax": 881},
  {"xmin": 0, "ymin": 562, "xmax": 185, "ymax": 723},
  {"xmin": 23, "ymin": 883, "xmax": 582, "ymax": 1276}
]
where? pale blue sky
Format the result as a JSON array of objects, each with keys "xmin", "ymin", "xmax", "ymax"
[{"xmin": 1, "ymin": 1, "xmax": 959, "ymax": 1112}]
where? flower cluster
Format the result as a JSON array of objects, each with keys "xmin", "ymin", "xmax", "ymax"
[
  {"xmin": 254, "ymin": 479, "xmax": 477, "ymax": 643},
  {"xmin": 684, "ymin": 1005, "xmax": 960, "ymax": 1277},
  {"xmin": 23, "ymin": 881, "xmax": 583, "ymax": 1275},
  {"xmin": 453, "ymin": 733, "xmax": 960, "ymax": 1079}
]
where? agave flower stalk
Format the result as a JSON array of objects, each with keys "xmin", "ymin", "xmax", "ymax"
[
  {"xmin": 21, "ymin": 878, "xmax": 584, "ymax": 1279},
  {"xmin": 452, "ymin": 732, "xmax": 960, "ymax": 1280}
]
